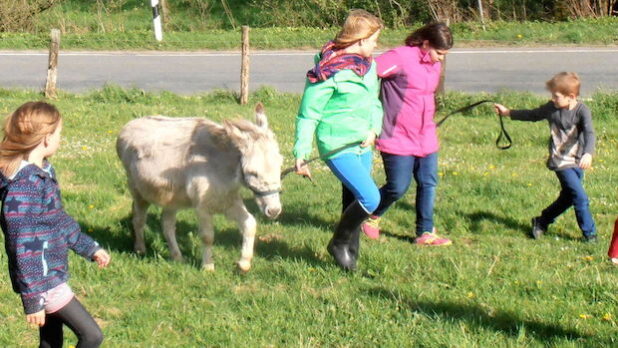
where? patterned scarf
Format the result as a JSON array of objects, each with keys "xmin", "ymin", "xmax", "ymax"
[{"xmin": 306, "ymin": 41, "xmax": 372, "ymax": 83}]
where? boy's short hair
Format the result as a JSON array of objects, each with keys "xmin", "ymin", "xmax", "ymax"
[{"xmin": 546, "ymin": 72, "xmax": 581, "ymax": 97}]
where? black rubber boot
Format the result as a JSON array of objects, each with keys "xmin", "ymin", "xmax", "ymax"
[
  {"xmin": 348, "ymin": 226, "xmax": 361, "ymax": 261},
  {"xmin": 327, "ymin": 200, "xmax": 369, "ymax": 271}
]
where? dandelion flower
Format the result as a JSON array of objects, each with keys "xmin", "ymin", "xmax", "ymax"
[
  {"xmin": 602, "ymin": 313, "xmax": 612, "ymax": 321},
  {"xmin": 88, "ymin": 204, "xmax": 95, "ymax": 209},
  {"xmin": 583, "ymin": 256, "xmax": 593, "ymax": 261},
  {"xmin": 579, "ymin": 314, "xmax": 592, "ymax": 319},
  {"xmin": 516, "ymin": 34, "xmax": 523, "ymax": 39},
  {"xmin": 467, "ymin": 292, "xmax": 475, "ymax": 299}
]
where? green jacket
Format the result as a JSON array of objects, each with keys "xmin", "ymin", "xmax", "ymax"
[{"xmin": 293, "ymin": 59, "xmax": 383, "ymax": 161}]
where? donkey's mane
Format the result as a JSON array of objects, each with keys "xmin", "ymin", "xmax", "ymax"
[{"xmin": 194, "ymin": 117, "xmax": 269, "ymax": 151}]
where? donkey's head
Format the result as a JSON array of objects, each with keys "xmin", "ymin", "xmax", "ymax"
[{"xmin": 224, "ymin": 103, "xmax": 282, "ymax": 219}]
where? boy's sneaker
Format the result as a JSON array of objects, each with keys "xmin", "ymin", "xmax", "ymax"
[
  {"xmin": 361, "ymin": 216, "xmax": 381, "ymax": 240},
  {"xmin": 414, "ymin": 229, "xmax": 452, "ymax": 246},
  {"xmin": 530, "ymin": 217, "xmax": 546, "ymax": 239},
  {"xmin": 583, "ymin": 235, "xmax": 598, "ymax": 243}
]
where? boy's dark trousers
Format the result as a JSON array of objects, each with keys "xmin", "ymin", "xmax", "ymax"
[
  {"xmin": 39, "ymin": 297, "xmax": 103, "ymax": 348},
  {"xmin": 537, "ymin": 167, "xmax": 596, "ymax": 237}
]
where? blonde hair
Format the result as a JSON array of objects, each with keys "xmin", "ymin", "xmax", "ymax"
[
  {"xmin": 0, "ymin": 101, "xmax": 61, "ymax": 178},
  {"xmin": 333, "ymin": 9, "xmax": 383, "ymax": 50},
  {"xmin": 546, "ymin": 72, "xmax": 581, "ymax": 97}
]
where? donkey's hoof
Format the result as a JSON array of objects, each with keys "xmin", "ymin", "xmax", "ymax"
[
  {"xmin": 202, "ymin": 263, "xmax": 215, "ymax": 272},
  {"xmin": 170, "ymin": 253, "xmax": 184, "ymax": 263},
  {"xmin": 237, "ymin": 260, "xmax": 252, "ymax": 272},
  {"xmin": 134, "ymin": 245, "xmax": 146, "ymax": 255}
]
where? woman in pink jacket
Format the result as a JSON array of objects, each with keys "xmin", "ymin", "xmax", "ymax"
[{"xmin": 362, "ymin": 22, "xmax": 453, "ymax": 245}]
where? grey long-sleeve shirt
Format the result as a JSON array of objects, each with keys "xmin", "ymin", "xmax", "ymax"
[{"xmin": 510, "ymin": 101, "xmax": 595, "ymax": 171}]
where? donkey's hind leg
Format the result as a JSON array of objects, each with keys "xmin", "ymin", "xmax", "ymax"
[
  {"xmin": 131, "ymin": 195, "xmax": 150, "ymax": 255},
  {"xmin": 161, "ymin": 208, "xmax": 183, "ymax": 262},
  {"xmin": 196, "ymin": 209, "xmax": 215, "ymax": 271},
  {"xmin": 224, "ymin": 198, "xmax": 257, "ymax": 272}
]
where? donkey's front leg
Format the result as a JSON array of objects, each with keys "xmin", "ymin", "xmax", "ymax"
[
  {"xmin": 225, "ymin": 198, "xmax": 257, "ymax": 272},
  {"xmin": 161, "ymin": 208, "xmax": 183, "ymax": 262},
  {"xmin": 196, "ymin": 209, "xmax": 215, "ymax": 271}
]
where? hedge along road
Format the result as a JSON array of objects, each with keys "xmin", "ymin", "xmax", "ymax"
[{"xmin": 1, "ymin": 47, "xmax": 617, "ymax": 96}]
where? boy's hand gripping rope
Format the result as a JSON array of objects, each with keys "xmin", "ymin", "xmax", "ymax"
[{"xmin": 281, "ymin": 99, "xmax": 512, "ymax": 179}]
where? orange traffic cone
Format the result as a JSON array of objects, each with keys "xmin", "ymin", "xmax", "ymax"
[{"xmin": 608, "ymin": 218, "xmax": 618, "ymax": 264}]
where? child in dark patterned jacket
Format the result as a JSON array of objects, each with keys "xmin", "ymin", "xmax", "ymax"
[{"xmin": 0, "ymin": 101, "xmax": 111, "ymax": 348}]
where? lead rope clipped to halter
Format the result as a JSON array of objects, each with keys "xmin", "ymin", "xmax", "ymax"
[{"xmin": 281, "ymin": 99, "xmax": 512, "ymax": 179}]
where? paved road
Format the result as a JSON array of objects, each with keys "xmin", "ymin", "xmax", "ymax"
[{"xmin": 1, "ymin": 47, "xmax": 617, "ymax": 96}]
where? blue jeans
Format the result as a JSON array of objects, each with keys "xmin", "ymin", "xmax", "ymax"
[
  {"xmin": 538, "ymin": 167, "xmax": 596, "ymax": 237},
  {"xmin": 326, "ymin": 151, "xmax": 380, "ymax": 214},
  {"xmin": 373, "ymin": 152, "xmax": 438, "ymax": 236}
]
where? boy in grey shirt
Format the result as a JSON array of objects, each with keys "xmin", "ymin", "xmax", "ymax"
[{"xmin": 494, "ymin": 72, "xmax": 596, "ymax": 242}]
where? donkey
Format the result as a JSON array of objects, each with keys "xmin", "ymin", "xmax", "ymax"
[{"xmin": 116, "ymin": 103, "xmax": 282, "ymax": 272}]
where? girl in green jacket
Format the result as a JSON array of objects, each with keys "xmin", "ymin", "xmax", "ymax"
[{"xmin": 293, "ymin": 9, "xmax": 384, "ymax": 271}]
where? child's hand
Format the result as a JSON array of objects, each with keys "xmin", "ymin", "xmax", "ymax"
[
  {"xmin": 26, "ymin": 310, "xmax": 45, "ymax": 327},
  {"xmin": 93, "ymin": 249, "xmax": 111, "ymax": 268},
  {"xmin": 295, "ymin": 158, "xmax": 312, "ymax": 181},
  {"xmin": 360, "ymin": 131, "xmax": 377, "ymax": 147},
  {"xmin": 494, "ymin": 103, "xmax": 511, "ymax": 117},
  {"xmin": 579, "ymin": 153, "xmax": 592, "ymax": 169}
]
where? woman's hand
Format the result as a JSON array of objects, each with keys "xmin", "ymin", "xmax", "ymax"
[
  {"xmin": 360, "ymin": 131, "xmax": 377, "ymax": 148},
  {"xmin": 494, "ymin": 103, "xmax": 511, "ymax": 117},
  {"xmin": 579, "ymin": 153, "xmax": 592, "ymax": 170},
  {"xmin": 26, "ymin": 310, "xmax": 45, "ymax": 327},
  {"xmin": 295, "ymin": 158, "xmax": 312, "ymax": 180},
  {"xmin": 93, "ymin": 249, "xmax": 111, "ymax": 268}
]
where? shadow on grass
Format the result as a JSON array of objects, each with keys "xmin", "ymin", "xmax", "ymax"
[
  {"xmin": 83, "ymin": 203, "xmax": 326, "ymax": 268},
  {"xmin": 465, "ymin": 210, "xmax": 530, "ymax": 235},
  {"xmin": 380, "ymin": 230, "xmax": 416, "ymax": 244},
  {"xmin": 366, "ymin": 286, "xmax": 594, "ymax": 344},
  {"xmin": 464, "ymin": 210, "xmax": 582, "ymax": 242},
  {"xmin": 244, "ymin": 197, "xmax": 334, "ymax": 231}
]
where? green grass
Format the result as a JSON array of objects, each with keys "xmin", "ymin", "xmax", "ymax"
[
  {"xmin": 0, "ymin": 86, "xmax": 617, "ymax": 347},
  {"xmin": 1, "ymin": 3, "xmax": 617, "ymax": 50}
]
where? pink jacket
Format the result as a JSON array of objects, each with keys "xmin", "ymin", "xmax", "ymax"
[{"xmin": 375, "ymin": 46, "xmax": 442, "ymax": 157}]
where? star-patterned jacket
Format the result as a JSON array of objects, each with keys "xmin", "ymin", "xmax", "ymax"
[{"xmin": 0, "ymin": 162, "xmax": 100, "ymax": 314}]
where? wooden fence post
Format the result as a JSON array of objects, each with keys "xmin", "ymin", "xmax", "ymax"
[
  {"xmin": 240, "ymin": 26, "xmax": 250, "ymax": 105},
  {"xmin": 45, "ymin": 29, "xmax": 60, "ymax": 99}
]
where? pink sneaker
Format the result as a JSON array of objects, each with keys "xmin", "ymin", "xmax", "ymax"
[
  {"xmin": 414, "ymin": 229, "xmax": 452, "ymax": 246},
  {"xmin": 361, "ymin": 216, "xmax": 381, "ymax": 240}
]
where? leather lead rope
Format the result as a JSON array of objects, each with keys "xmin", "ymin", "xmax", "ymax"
[
  {"xmin": 436, "ymin": 99, "xmax": 512, "ymax": 150},
  {"xmin": 282, "ymin": 99, "xmax": 512, "ymax": 179}
]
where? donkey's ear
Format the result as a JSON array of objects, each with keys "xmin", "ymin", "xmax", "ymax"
[{"xmin": 254, "ymin": 102, "xmax": 268, "ymax": 129}]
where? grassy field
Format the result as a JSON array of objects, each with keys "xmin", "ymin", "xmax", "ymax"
[
  {"xmin": 0, "ymin": 86, "xmax": 617, "ymax": 347},
  {"xmin": 1, "ymin": 5, "xmax": 617, "ymax": 50}
]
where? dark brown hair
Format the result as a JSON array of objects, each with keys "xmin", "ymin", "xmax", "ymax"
[{"xmin": 405, "ymin": 22, "xmax": 453, "ymax": 50}]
